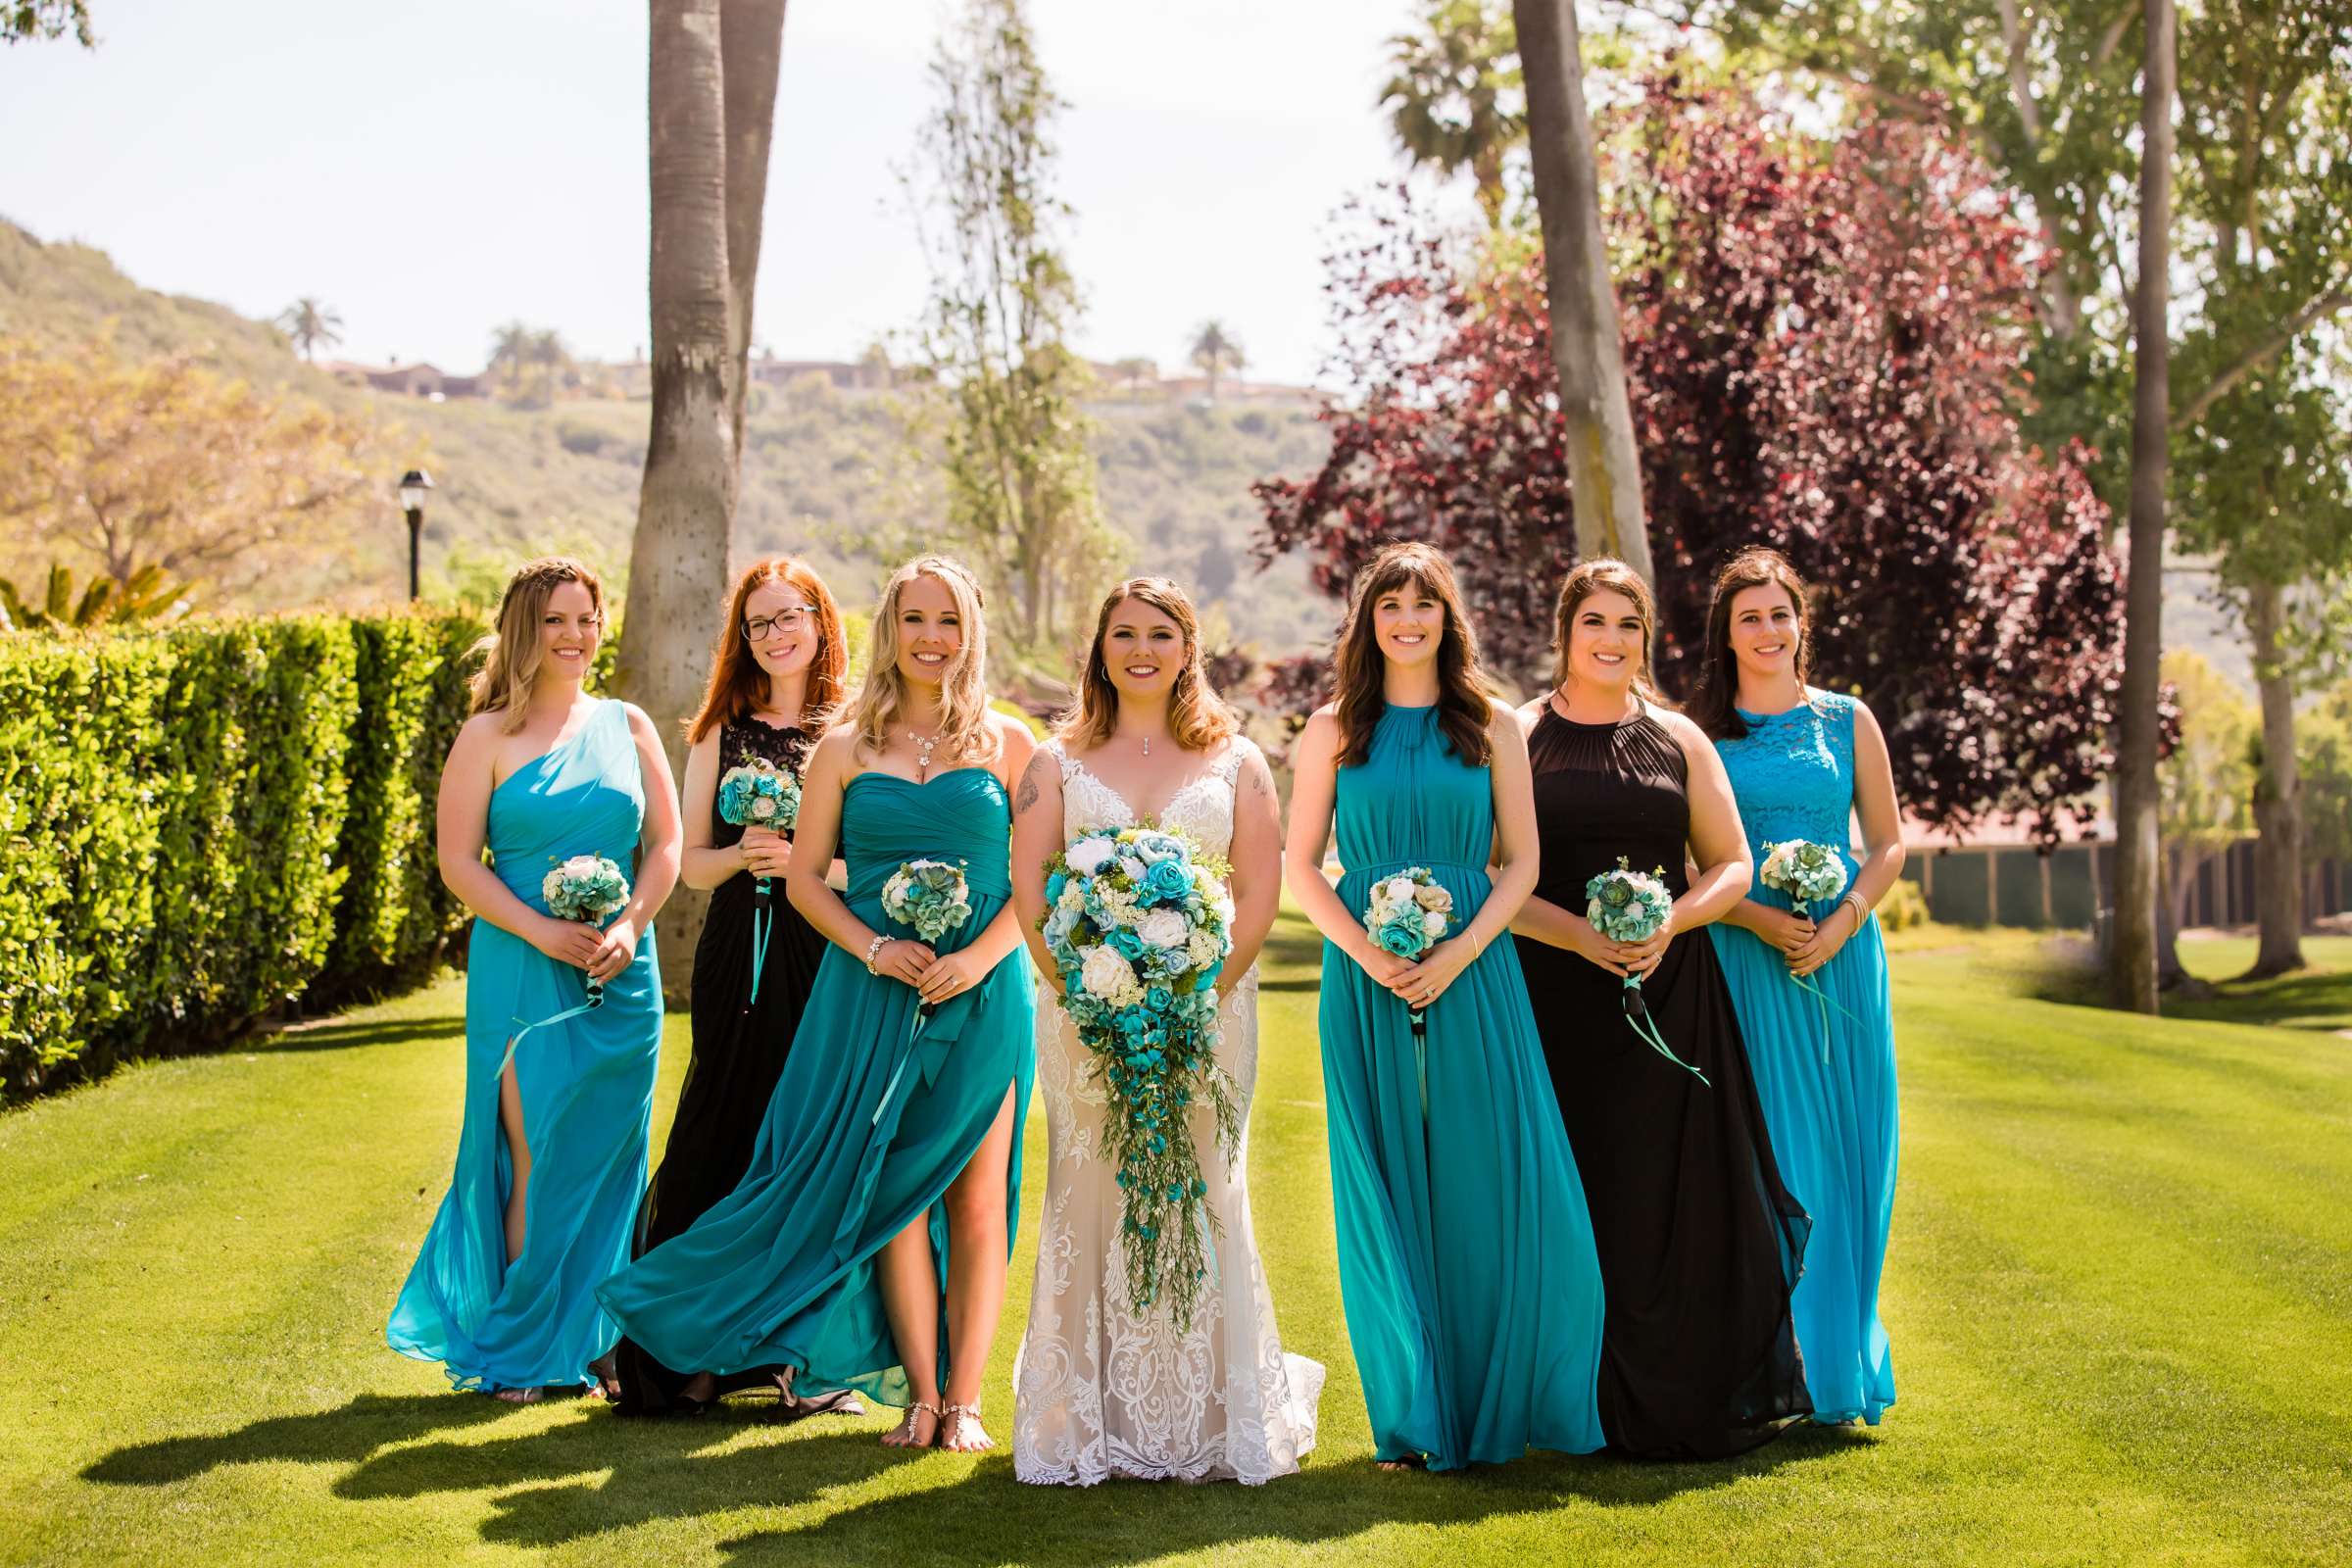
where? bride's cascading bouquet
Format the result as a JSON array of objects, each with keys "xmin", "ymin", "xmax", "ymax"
[
  {"xmin": 1041, "ymin": 825, "xmax": 1238, "ymax": 1330},
  {"xmin": 1361, "ymin": 867, "xmax": 1452, "ymax": 1114},
  {"xmin": 502, "ymin": 854, "xmax": 631, "ymax": 1074},
  {"xmin": 716, "ymin": 755, "xmax": 803, "ymax": 1004},
  {"xmin": 869, "ymin": 858, "xmax": 972, "ymax": 1125},
  {"xmin": 1757, "ymin": 838, "xmax": 1861, "ymax": 1060},
  {"xmin": 1586, "ymin": 857, "xmax": 1708, "ymax": 1084}
]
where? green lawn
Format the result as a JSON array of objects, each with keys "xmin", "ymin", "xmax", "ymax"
[
  {"xmin": 2, "ymin": 914, "xmax": 2346, "ymax": 1566},
  {"xmin": 2170, "ymin": 935, "xmax": 2352, "ymax": 1035}
]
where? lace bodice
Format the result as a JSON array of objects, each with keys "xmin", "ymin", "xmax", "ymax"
[
  {"xmin": 1048, "ymin": 737, "xmax": 1253, "ymax": 858},
  {"xmin": 1714, "ymin": 688, "xmax": 1860, "ymax": 874}
]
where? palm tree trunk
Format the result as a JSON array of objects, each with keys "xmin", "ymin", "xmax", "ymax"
[
  {"xmin": 720, "ymin": 0, "xmax": 787, "ymax": 463},
  {"xmin": 1512, "ymin": 0, "xmax": 1652, "ymax": 584},
  {"xmin": 621, "ymin": 0, "xmax": 739, "ymax": 1004},
  {"xmin": 2247, "ymin": 574, "xmax": 2306, "ymax": 976},
  {"xmin": 2107, "ymin": 0, "xmax": 2174, "ymax": 1014}
]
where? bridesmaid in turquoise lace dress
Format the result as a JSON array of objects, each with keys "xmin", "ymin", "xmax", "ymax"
[
  {"xmin": 1695, "ymin": 549, "xmax": 1903, "ymax": 1426},
  {"xmin": 1284, "ymin": 543, "xmax": 1606, "ymax": 1472},
  {"xmin": 390, "ymin": 557, "xmax": 680, "ymax": 1401},
  {"xmin": 598, "ymin": 555, "xmax": 1037, "ymax": 1454}
]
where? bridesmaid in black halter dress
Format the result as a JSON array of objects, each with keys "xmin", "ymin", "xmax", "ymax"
[
  {"xmin": 1509, "ymin": 559, "xmax": 1811, "ymax": 1459},
  {"xmin": 612, "ymin": 560, "xmax": 861, "ymax": 1417}
]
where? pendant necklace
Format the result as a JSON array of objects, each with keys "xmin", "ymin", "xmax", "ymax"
[{"xmin": 906, "ymin": 727, "xmax": 941, "ymax": 781}]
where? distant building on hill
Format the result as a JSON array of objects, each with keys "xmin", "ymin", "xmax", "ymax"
[{"xmin": 317, "ymin": 360, "xmax": 488, "ymax": 400}]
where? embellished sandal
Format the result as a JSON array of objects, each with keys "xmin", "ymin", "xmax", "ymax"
[
  {"xmin": 937, "ymin": 1400, "xmax": 994, "ymax": 1453},
  {"xmin": 881, "ymin": 1397, "xmax": 943, "ymax": 1448}
]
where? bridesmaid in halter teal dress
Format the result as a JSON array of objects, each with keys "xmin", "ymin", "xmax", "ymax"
[
  {"xmin": 390, "ymin": 558, "xmax": 680, "ymax": 1400},
  {"xmin": 1696, "ymin": 549, "xmax": 1903, "ymax": 1426},
  {"xmin": 598, "ymin": 556, "xmax": 1038, "ymax": 1454},
  {"xmin": 1284, "ymin": 543, "xmax": 1605, "ymax": 1472}
]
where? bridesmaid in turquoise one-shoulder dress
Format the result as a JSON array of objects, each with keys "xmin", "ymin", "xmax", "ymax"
[
  {"xmin": 596, "ymin": 766, "xmax": 1035, "ymax": 1405},
  {"xmin": 1284, "ymin": 543, "xmax": 1606, "ymax": 1472},
  {"xmin": 1697, "ymin": 549, "xmax": 1902, "ymax": 1426},
  {"xmin": 391, "ymin": 559, "xmax": 675, "ymax": 1398}
]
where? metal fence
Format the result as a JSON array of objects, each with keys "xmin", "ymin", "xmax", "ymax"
[{"xmin": 1907, "ymin": 838, "xmax": 2352, "ymax": 930}]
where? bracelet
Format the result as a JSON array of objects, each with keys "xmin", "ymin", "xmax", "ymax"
[
  {"xmin": 863, "ymin": 933, "xmax": 889, "ymax": 974},
  {"xmin": 1840, "ymin": 892, "xmax": 1869, "ymax": 926}
]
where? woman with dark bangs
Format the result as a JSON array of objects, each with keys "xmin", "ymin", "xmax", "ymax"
[
  {"xmin": 1509, "ymin": 557, "xmax": 1811, "ymax": 1459},
  {"xmin": 611, "ymin": 557, "xmax": 863, "ymax": 1419},
  {"xmin": 1283, "ymin": 542, "xmax": 1605, "ymax": 1472}
]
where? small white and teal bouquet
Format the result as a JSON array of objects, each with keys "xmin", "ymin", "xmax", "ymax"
[
  {"xmin": 717, "ymin": 754, "xmax": 804, "ymax": 1005},
  {"xmin": 1362, "ymin": 868, "xmax": 1453, "ymax": 1039},
  {"xmin": 1586, "ymin": 857, "xmax": 1706, "ymax": 1084},
  {"xmin": 1042, "ymin": 825, "xmax": 1239, "ymax": 1330},
  {"xmin": 1758, "ymin": 838, "xmax": 1859, "ymax": 1058},
  {"xmin": 503, "ymin": 853, "xmax": 630, "ymax": 1074},
  {"xmin": 882, "ymin": 858, "xmax": 972, "ymax": 945}
]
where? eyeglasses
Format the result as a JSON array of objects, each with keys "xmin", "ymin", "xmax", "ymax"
[{"xmin": 743, "ymin": 607, "xmax": 813, "ymax": 641}]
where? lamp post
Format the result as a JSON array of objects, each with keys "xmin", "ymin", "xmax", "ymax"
[{"xmin": 397, "ymin": 469, "xmax": 434, "ymax": 601}]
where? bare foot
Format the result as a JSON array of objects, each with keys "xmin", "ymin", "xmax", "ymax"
[
  {"xmin": 588, "ymin": 1353, "xmax": 622, "ymax": 1401},
  {"xmin": 680, "ymin": 1372, "xmax": 717, "ymax": 1408},
  {"xmin": 1375, "ymin": 1454, "xmax": 1426, "ymax": 1473},
  {"xmin": 491, "ymin": 1386, "xmax": 545, "ymax": 1405},
  {"xmin": 881, "ymin": 1400, "xmax": 941, "ymax": 1448},
  {"xmin": 938, "ymin": 1402, "xmax": 993, "ymax": 1453}
]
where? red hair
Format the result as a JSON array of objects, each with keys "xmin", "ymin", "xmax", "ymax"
[{"xmin": 686, "ymin": 558, "xmax": 849, "ymax": 744}]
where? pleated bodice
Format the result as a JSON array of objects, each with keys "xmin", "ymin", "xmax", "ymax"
[{"xmin": 486, "ymin": 701, "xmax": 644, "ymax": 912}]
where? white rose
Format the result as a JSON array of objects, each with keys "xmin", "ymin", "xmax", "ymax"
[
  {"xmin": 1383, "ymin": 875, "xmax": 1417, "ymax": 906},
  {"xmin": 1066, "ymin": 837, "xmax": 1118, "ymax": 876},
  {"xmin": 1137, "ymin": 907, "xmax": 1190, "ymax": 950},
  {"xmin": 1080, "ymin": 945, "xmax": 1137, "ymax": 1001},
  {"xmin": 750, "ymin": 797, "xmax": 778, "ymax": 820},
  {"xmin": 1119, "ymin": 857, "xmax": 1146, "ymax": 884},
  {"xmin": 1422, "ymin": 909, "xmax": 1446, "ymax": 936}
]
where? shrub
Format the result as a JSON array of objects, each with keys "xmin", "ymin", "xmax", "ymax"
[{"xmin": 1881, "ymin": 877, "xmax": 1932, "ymax": 933}]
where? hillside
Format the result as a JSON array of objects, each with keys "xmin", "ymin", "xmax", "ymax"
[{"xmin": 0, "ymin": 218, "xmax": 1330, "ymax": 657}]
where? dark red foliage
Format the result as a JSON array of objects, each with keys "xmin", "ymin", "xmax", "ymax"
[{"xmin": 1253, "ymin": 73, "xmax": 2128, "ymax": 842}]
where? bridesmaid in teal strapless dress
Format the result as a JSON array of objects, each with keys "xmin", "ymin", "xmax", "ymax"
[
  {"xmin": 599, "ymin": 555, "xmax": 1038, "ymax": 1452},
  {"xmin": 1695, "ymin": 549, "xmax": 1903, "ymax": 1426},
  {"xmin": 1283, "ymin": 543, "xmax": 1606, "ymax": 1471},
  {"xmin": 391, "ymin": 559, "xmax": 678, "ymax": 1398}
]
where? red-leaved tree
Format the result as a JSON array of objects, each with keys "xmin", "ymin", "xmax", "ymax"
[{"xmin": 1254, "ymin": 74, "xmax": 2128, "ymax": 842}]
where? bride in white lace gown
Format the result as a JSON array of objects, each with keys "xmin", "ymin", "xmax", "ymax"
[{"xmin": 1008, "ymin": 579, "xmax": 1322, "ymax": 1486}]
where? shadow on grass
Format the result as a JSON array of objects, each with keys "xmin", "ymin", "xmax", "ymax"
[
  {"xmin": 82, "ymin": 1392, "xmax": 512, "ymax": 1485},
  {"xmin": 2028, "ymin": 939, "xmax": 2352, "ymax": 1035},
  {"xmin": 710, "ymin": 1424, "xmax": 1858, "ymax": 1566},
  {"xmin": 255, "ymin": 1016, "xmax": 470, "ymax": 1053}
]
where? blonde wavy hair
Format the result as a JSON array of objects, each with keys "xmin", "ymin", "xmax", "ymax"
[
  {"xmin": 847, "ymin": 555, "xmax": 999, "ymax": 766},
  {"xmin": 1056, "ymin": 576, "xmax": 1238, "ymax": 753},
  {"xmin": 467, "ymin": 557, "xmax": 607, "ymax": 734}
]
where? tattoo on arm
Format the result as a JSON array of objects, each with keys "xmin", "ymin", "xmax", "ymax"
[{"xmin": 1014, "ymin": 754, "xmax": 1047, "ymax": 815}]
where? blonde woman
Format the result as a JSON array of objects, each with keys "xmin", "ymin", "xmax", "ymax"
[
  {"xmin": 390, "ymin": 557, "xmax": 681, "ymax": 1403},
  {"xmin": 600, "ymin": 555, "xmax": 1038, "ymax": 1453},
  {"xmin": 1008, "ymin": 577, "xmax": 1322, "ymax": 1485}
]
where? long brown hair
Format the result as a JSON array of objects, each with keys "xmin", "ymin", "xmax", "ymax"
[
  {"xmin": 1550, "ymin": 557, "xmax": 1662, "ymax": 705},
  {"xmin": 467, "ymin": 556, "xmax": 606, "ymax": 734},
  {"xmin": 1056, "ymin": 576, "xmax": 1239, "ymax": 753},
  {"xmin": 1333, "ymin": 542, "xmax": 1495, "ymax": 768},
  {"xmin": 847, "ymin": 555, "xmax": 998, "ymax": 765},
  {"xmin": 1688, "ymin": 546, "xmax": 1816, "ymax": 741},
  {"xmin": 686, "ymin": 557, "xmax": 849, "ymax": 745}
]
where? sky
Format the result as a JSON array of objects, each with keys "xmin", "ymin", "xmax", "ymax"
[{"xmin": 0, "ymin": 0, "xmax": 1470, "ymax": 385}]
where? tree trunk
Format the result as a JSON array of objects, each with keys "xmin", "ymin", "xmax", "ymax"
[
  {"xmin": 1512, "ymin": 0, "xmax": 1652, "ymax": 584},
  {"xmin": 2247, "ymin": 574, "xmax": 2306, "ymax": 976},
  {"xmin": 622, "ymin": 0, "xmax": 740, "ymax": 1004},
  {"xmin": 2107, "ymin": 0, "xmax": 2173, "ymax": 1014},
  {"xmin": 720, "ymin": 0, "xmax": 787, "ymax": 464}
]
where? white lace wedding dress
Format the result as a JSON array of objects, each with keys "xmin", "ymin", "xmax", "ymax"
[{"xmin": 1012, "ymin": 738, "xmax": 1323, "ymax": 1486}]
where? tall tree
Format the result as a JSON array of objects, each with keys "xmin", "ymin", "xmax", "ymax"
[
  {"xmin": 720, "ymin": 0, "xmax": 787, "ymax": 460},
  {"xmin": 906, "ymin": 0, "xmax": 1117, "ymax": 662},
  {"xmin": 1511, "ymin": 0, "xmax": 1651, "ymax": 581},
  {"xmin": 1257, "ymin": 83, "xmax": 2130, "ymax": 840},
  {"xmin": 1190, "ymin": 320, "xmax": 1245, "ymax": 401},
  {"xmin": 617, "ymin": 0, "xmax": 788, "ymax": 1001},
  {"xmin": 274, "ymin": 298, "xmax": 344, "ymax": 363},
  {"xmin": 1380, "ymin": 0, "xmax": 1525, "ymax": 229},
  {"xmin": 2109, "ymin": 0, "xmax": 2177, "ymax": 1013}
]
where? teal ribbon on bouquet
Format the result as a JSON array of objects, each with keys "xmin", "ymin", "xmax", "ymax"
[
  {"xmin": 747, "ymin": 876, "xmax": 774, "ymax": 1006},
  {"xmin": 497, "ymin": 978, "xmax": 606, "ymax": 1079},
  {"xmin": 1790, "ymin": 900, "xmax": 1869, "ymax": 1062},
  {"xmin": 1621, "ymin": 976, "xmax": 1708, "ymax": 1085},
  {"xmin": 1406, "ymin": 1004, "xmax": 1429, "ymax": 1119}
]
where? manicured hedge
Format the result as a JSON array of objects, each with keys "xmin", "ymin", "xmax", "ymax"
[{"xmin": 0, "ymin": 610, "xmax": 490, "ymax": 1100}]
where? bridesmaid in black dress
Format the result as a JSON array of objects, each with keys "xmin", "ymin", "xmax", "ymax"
[
  {"xmin": 612, "ymin": 557, "xmax": 862, "ymax": 1417},
  {"xmin": 1508, "ymin": 558, "xmax": 1811, "ymax": 1459}
]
